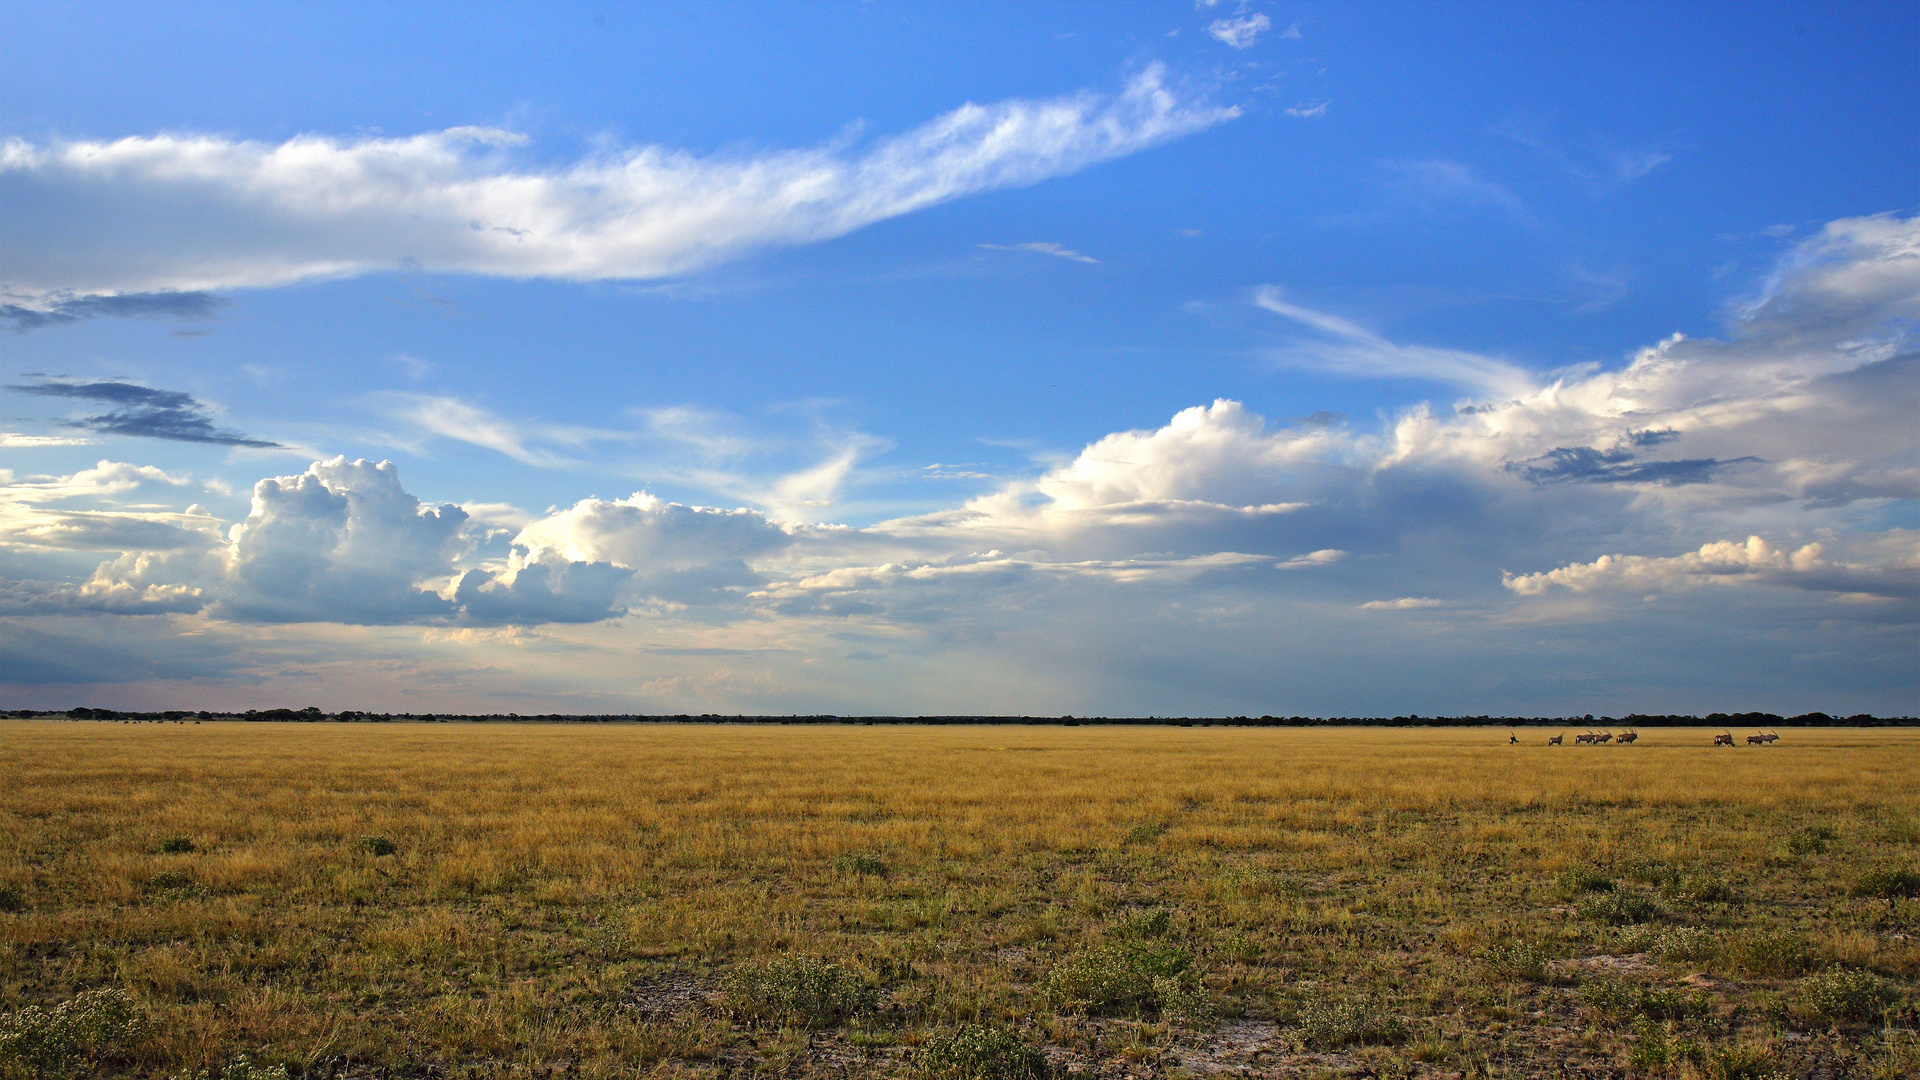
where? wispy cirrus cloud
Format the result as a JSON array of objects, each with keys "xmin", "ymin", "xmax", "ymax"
[
  {"xmin": 0, "ymin": 66, "xmax": 1234, "ymax": 301},
  {"xmin": 1252, "ymin": 286, "xmax": 1537, "ymax": 396},
  {"xmin": 978, "ymin": 242, "xmax": 1100, "ymax": 264}
]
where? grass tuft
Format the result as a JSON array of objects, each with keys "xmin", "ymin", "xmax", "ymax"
[
  {"xmin": 1577, "ymin": 889, "xmax": 1666, "ymax": 925},
  {"xmin": 0, "ymin": 886, "xmax": 22, "ymax": 914},
  {"xmin": 356, "ymin": 835, "xmax": 398, "ymax": 857},
  {"xmin": 158, "ymin": 835, "xmax": 195, "ymax": 854},
  {"xmin": 832, "ymin": 851, "xmax": 887, "ymax": 876},
  {"xmin": 1482, "ymin": 940, "xmax": 1551, "ymax": 983}
]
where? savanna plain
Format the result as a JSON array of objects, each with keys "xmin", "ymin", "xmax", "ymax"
[{"xmin": 2, "ymin": 722, "xmax": 1917, "ymax": 1080}]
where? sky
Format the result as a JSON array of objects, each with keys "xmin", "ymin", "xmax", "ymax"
[{"xmin": 0, "ymin": 0, "xmax": 1915, "ymax": 716}]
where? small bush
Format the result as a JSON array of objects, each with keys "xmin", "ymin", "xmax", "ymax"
[
  {"xmin": 1289, "ymin": 996, "xmax": 1406, "ymax": 1051},
  {"xmin": 1621, "ymin": 858, "xmax": 1682, "ymax": 889},
  {"xmin": 1795, "ymin": 966, "xmax": 1898, "ymax": 1023},
  {"xmin": 1853, "ymin": 867, "xmax": 1920, "ymax": 900},
  {"xmin": 1124, "ymin": 823, "xmax": 1167, "ymax": 844},
  {"xmin": 1664, "ymin": 872, "xmax": 1735, "ymax": 906},
  {"xmin": 917, "ymin": 1025, "xmax": 1051, "ymax": 1080},
  {"xmin": 357, "ymin": 836, "xmax": 398, "ymax": 857},
  {"xmin": 726, "ymin": 956, "xmax": 875, "ymax": 1028},
  {"xmin": 0, "ymin": 988, "xmax": 144, "ymax": 1079},
  {"xmin": 1581, "ymin": 980, "xmax": 1707, "ymax": 1022},
  {"xmin": 1482, "ymin": 940, "xmax": 1550, "ymax": 983},
  {"xmin": 158, "ymin": 835, "xmax": 195, "ymax": 854},
  {"xmin": 1617, "ymin": 925, "xmax": 1719, "ymax": 963},
  {"xmin": 1112, "ymin": 907, "xmax": 1171, "ymax": 939},
  {"xmin": 1787, "ymin": 827, "xmax": 1836, "ymax": 856},
  {"xmin": 1727, "ymin": 932, "xmax": 1816, "ymax": 977},
  {"xmin": 1043, "ymin": 940, "xmax": 1204, "ymax": 1020},
  {"xmin": 0, "ymin": 886, "xmax": 23, "ymax": 913},
  {"xmin": 833, "ymin": 852, "xmax": 887, "ymax": 876},
  {"xmin": 174, "ymin": 1056, "xmax": 291, "ymax": 1080},
  {"xmin": 1559, "ymin": 868, "xmax": 1615, "ymax": 896},
  {"xmin": 1578, "ymin": 889, "xmax": 1667, "ymax": 925}
]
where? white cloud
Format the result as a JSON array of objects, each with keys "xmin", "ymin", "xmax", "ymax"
[
  {"xmin": 978, "ymin": 242, "xmax": 1100, "ymax": 264},
  {"xmin": 1209, "ymin": 13, "xmax": 1272, "ymax": 49},
  {"xmin": 1253, "ymin": 286, "xmax": 1537, "ymax": 395},
  {"xmin": 1503, "ymin": 534, "xmax": 1920, "ymax": 602},
  {"xmin": 1361, "ymin": 597, "xmax": 1443, "ymax": 610},
  {"xmin": 1284, "ymin": 101, "xmax": 1328, "ymax": 119},
  {"xmin": 0, "ymin": 214, "xmax": 1914, "ymax": 713},
  {"xmin": 0, "ymin": 433, "xmax": 93, "ymax": 447},
  {"xmin": 0, "ymin": 67, "xmax": 1235, "ymax": 300}
]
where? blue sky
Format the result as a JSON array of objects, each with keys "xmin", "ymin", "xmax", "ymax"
[{"xmin": 1, "ymin": 0, "xmax": 1915, "ymax": 715}]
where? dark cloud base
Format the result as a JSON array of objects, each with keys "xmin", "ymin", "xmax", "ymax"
[
  {"xmin": 6, "ymin": 378, "xmax": 280, "ymax": 447},
  {"xmin": 0, "ymin": 291, "xmax": 224, "ymax": 332}
]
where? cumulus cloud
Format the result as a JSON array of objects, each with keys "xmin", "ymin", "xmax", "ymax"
[
  {"xmin": 1503, "ymin": 534, "xmax": 1920, "ymax": 602},
  {"xmin": 0, "ymin": 67, "xmax": 1234, "ymax": 300},
  {"xmin": 7, "ymin": 379, "xmax": 279, "ymax": 447},
  {"xmin": 0, "ymin": 213, "xmax": 1913, "ymax": 712}
]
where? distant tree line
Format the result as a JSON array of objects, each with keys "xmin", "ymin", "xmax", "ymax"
[{"xmin": 5, "ymin": 708, "xmax": 1913, "ymax": 726}]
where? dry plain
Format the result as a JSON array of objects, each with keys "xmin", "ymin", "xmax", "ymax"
[{"xmin": 1, "ymin": 721, "xmax": 1917, "ymax": 1079}]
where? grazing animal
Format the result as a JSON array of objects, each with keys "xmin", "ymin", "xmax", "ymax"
[
  {"xmin": 1617, "ymin": 731, "xmax": 1638, "ymax": 745},
  {"xmin": 1714, "ymin": 732, "xmax": 1736, "ymax": 747},
  {"xmin": 1547, "ymin": 734, "xmax": 1564, "ymax": 746},
  {"xmin": 1509, "ymin": 732, "xmax": 1519, "ymax": 745},
  {"xmin": 1758, "ymin": 731, "xmax": 1780, "ymax": 745},
  {"xmin": 1574, "ymin": 732, "xmax": 1596, "ymax": 745},
  {"xmin": 1595, "ymin": 732, "xmax": 1614, "ymax": 744}
]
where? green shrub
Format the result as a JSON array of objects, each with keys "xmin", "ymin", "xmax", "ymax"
[
  {"xmin": 1288, "ymin": 995, "xmax": 1406, "ymax": 1050},
  {"xmin": 1112, "ymin": 907, "xmax": 1171, "ymax": 939},
  {"xmin": 159, "ymin": 835, "xmax": 195, "ymax": 854},
  {"xmin": 1124, "ymin": 823, "xmax": 1167, "ymax": 844},
  {"xmin": 726, "ymin": 956, "xmax": 875, "ymax": 1028},
  {"xmin": 1664, "ymin": 872, "xmax": 1735, "ymax": 906},
  {"xmin": 1482, "ymin": 940, "xmax": 1550, "ymax": 983},
  {"xmin": 917, "ymin": 1025, "xmax": 1051, "ymax": 1080},
  {"xmin": 1622, "ymin": 858, "xmax": 1682, "ymax": 889},
  {"xmin": 1578, "ymin": 889, "xmax": 1666, "ymax": 925},
  {"xmin": 1043, "ymin": 940, "xmax": 1204, "ymax": 1020},
  {"xmin": 1581, "ymin": 980, "xmax": 1707, "ymax": 1022},
  {"xmin": 0, "ymin": 988, "xmax": 143, "ymax": 1079},
  {"xmin": 833, "ymin": 852, "xmax": 887, "ymax": 876},
  {"xmin": 1617, "ymin": 925, "xmax": 1719, "ymax": 963},
  {"xmin": 1558, "ymin": 868, "xmax": 1615, "ymax": 896},
  {"xmin": 1787, "ymin": 827, "xmax": 1836, "ymax": 856},
  {"xmin": 1795, "ymin": 966, "xmax": 1898, "ymax": 1023},
  {"xmin": 1853, "ymin": 867, "xmax": 1920, "ymax": 900},
  {"xmin": 1727, "ymin": 932, "xmax": 1816, "ymax": 977},
  {"xmin": 357, "ymin": 836, "xmax": 398, "ymax": 857},
  {"xmin": 0, "ymin": 887, "xmax": 22, "ymax": 914}
]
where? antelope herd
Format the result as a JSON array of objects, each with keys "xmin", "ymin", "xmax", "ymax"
[{"xmin": 1533, "ymin": 729, "xmax": 1783, "ymax": 746}]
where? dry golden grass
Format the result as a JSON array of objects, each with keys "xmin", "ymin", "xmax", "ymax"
[{"xmin": 2, "ymin": 722, "xmax": 1917, "ymax": 1078}]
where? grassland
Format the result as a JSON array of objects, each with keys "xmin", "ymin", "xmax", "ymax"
[{"xmin": 1, "ymin": 722, "xmax": 1916, "ymax": 1079}]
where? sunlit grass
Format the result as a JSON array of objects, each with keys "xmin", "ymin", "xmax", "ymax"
[{"xmin": 2, "ymin": 722, "xmax": 1916, "ymax": 1076}]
